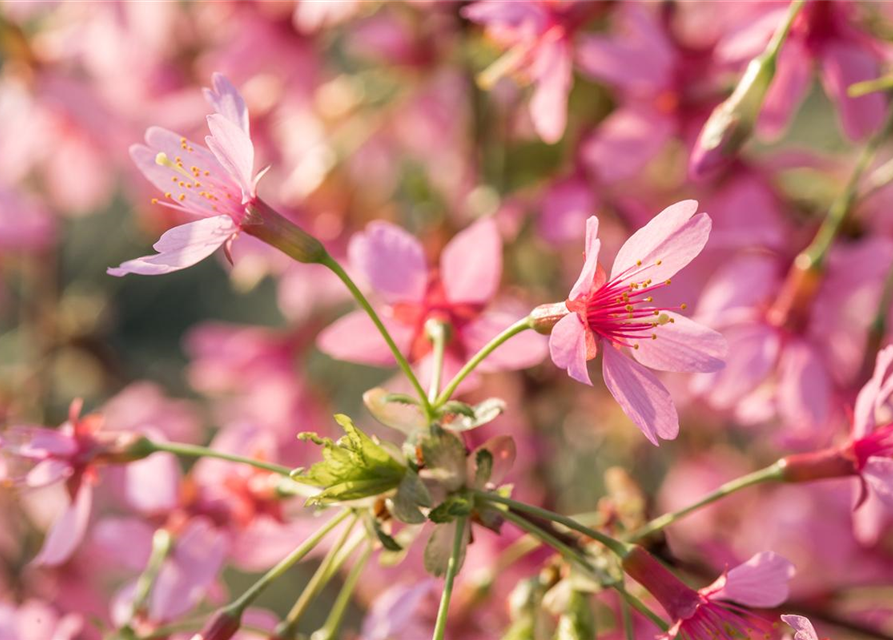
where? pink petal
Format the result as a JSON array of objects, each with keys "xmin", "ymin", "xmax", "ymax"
[
  {"xmin": 538, "ymin": 176, "xmax": 598, "ymax": 245},
  {"xmin": 230, "ymin": 517, "xmax": 320, "ymax": 572},
  {"xmin": 33, "ymin": 485, "xmax": 93, "ymax": 567},
  {"xmin": 781, "ymin": 615, "xmax": 819, "ymax": 640},
  {"xmin": 150, "ymin": 518, "xmax": 228, "ymax": 622},
  {"xmin": 777, "ymin": 340, "xmax": 831, "ymax": 431},
  {"xmin": 575, "ymin": 5, "xmax": 674, "ymax": 91},
  {"xmin": 549, "ymin": 313, "xmax": 592, "ymax": 385},
  {"xmin": 13, "ymin": 427, "xmax": 78, "ymax": 457},
  {"xmin": 853, "ymin": 345, "xmax": 893, "ymax": 438},
  {"xmin": 611, "ymin": 200, "xmax": 710, "ymax": 285},
  {"xmin": 348, "ymin": 221, "xmax": 428, "ymax": 303},
  {"xmin": 108, "ymin": 216, "xmax": 237, "ymax": 277},
  {"xmin": 203, "ymin": 73, "xmax": 249, "ymax": 134},
  {"xmin": 440, "ymin": 217, "xmax": 502, "ymax": 305},
  {"xmin": 317, "ymin": 309, "xmax": 414, "ymax": 366},
  {"xmin": 631, "ymin": 312, "xmax": 726, "ymax": 373},
  {"xmin": 757, "ymin": 38, "xmax": 813, "ymax": 140},
  {"xmin": 91, "ymin": 517, "xmax": 155, "ymax": 572},
  {"xmin": 361, "ymin": 580, "xmax": 438, "ymax": 640},
  {"xmin": 529, "ymin": 36, "xmax": 573, "ymax": 144},
  {"xmin": 581, "ymin": 106, "xmax": 675, "ymax": 183},
  {"xmin": 695, "ymin": 253, "xmax": 781, "ymax": 327},
  {"xmin": 862, "ymin": 456, "xmax": 893, "ymax": 507},
  {"xmin": 460, "ymin": 1, "xmax": 548, "ymax": 31},
  {"xmin": 25, "ymin": 459, "xmax": 72, "ymax": 488},
  {"xmin": 122, "ymin": 453, "xmax": 181, "ymax": 514},
  {"xmin": 464, "ymin": 310, "xmax": 548, "ymax": 372},
  {"xmin": 601, "ymin": 346, "xmax": 678, "ymax": 445},
  {"xmin": 694, "ymin": 323, "xmax": 780, "ymax": 409},
  {"xmin": 205, "ymin": 114, "xmax": 256, "ymax": 199},
  {"xmin": 819, "ymin": 40, "xmax": 886, "ymax": 141},
  {"xmin": 569, "ymin": 216, "xmax": 601, "ymax": 301},
  {"xmin": 708, "ymin": 552, "xmax": 795, "ymax": 608}
]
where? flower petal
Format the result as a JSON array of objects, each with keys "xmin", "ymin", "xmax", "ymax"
[
  {"xmin": 777, "ymin": 339, "xmax": 831, "ymax": 431},
  {"xmin": 610, "ymin": 200, "xmax": 711, "ymax": 284},
  {"xmin": 529, "ymin": 35, "xmax": 573, "ymax": 144},
  {"xmin": 862, "ymin": 456, "xmax": 893, "ymax": 507},
  {"xmin": 853, "ymin": 345, "xmax": 893, "ymax": 438},
  {"xmin": 549, "ymin": 313, "xmax": 592, "ymax": 385},
  {"xmin": 757, "ymin": 38, "xmax": 813, "ymax": 140},
  {"xmin": 206, "ymin": 113, "xmax": 256, "ymax": 199},
  {"xmin": 601, "ymin": 346, "xmax": 678, "ymax": 445},
  {"xmin": 464, "ymin": 310, "xmax": 548, "ymax": 372},
  {"xmin": 781, "ymin": 615, "xmax": 820, "ymax": 640},
  {"xmin": 569, "ymin": 216, "xmax": 601, "ymax": 301},
  {"xmin": 348, "ymin": 221, "xmax": 428, "ymax": 303},
  {"xmin": 694, "ymin": 323, "xmax": 780, "ymax": 408},
  {"xmin": 108, "ymin": 216, "xmax": 236, "ymax": 277},
  {"xmin": 709, "ymin": 552, "xmax": 795, "ymax": 608},
  {"xmin": 819, "ymin": 40, "xmax": 886, "ymax": 141},
  {"xmin": 33, "ymin": 485, "xmax": 93, "ymax": 567},
  {"xmin": 440, "ymin": 217, "xmax": 502, "ymax": 305},
  {"xmin": 581, "ymin": 106, "xmax": 675, "ymax": 183},
  {"xmin": 317, "ymin": 309, "xmax": 414, "ymax": 366},
  {"xmin": 203, "ymin": 73, "xmax": 249, "ymax": 134},
  {"xmin": 25, "ymin": 459, "xmax": 72, "ymax": 488},
  {"xmin": 632, "ymin": 312, "xmax": 726, "ymax": 373},
  {"xmin": 122, "ymin": 452, "xmax": 181, "ymax": 514}
]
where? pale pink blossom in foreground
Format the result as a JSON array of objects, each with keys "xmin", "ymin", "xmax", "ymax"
[
  {"xmin": 462, "ymin": 0, "xmax": 603, "ymax": 144},
  {"xmin": 549, "ymin": 200, "xmax": 726, "ymax": 444},
  {"xmin": 0, "ymin": 599, "xmax": 83, "ymax": 640},
  {"xmin": 623, "ymin": 546, "xmax": 795, "ymax": 640},
  {"xmin": 109, "ymin": 74, "xmax": 264, "ymax": 276},
  {"xmin": 317, "ymin": 218, "xmax": 548, "ymax": 389}
]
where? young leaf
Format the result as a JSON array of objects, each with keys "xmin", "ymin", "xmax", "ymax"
[
  {"xmin": 423, "ymin": 519, "xmax": 468, "ymax": 577},
  {"xmin": 442, "ymin": 398, "xmax": 507, "ymax": 432},
  {"xmin": 390, "ymin": 468, "xmax": 431, "ymax": 524},
  {"xmin": 428, "ymin": 492, "xmax": 474, "ymax": 524},
  {"xmin": 292, "ymin": 414, "xmax": 406, "ymax": 506}
]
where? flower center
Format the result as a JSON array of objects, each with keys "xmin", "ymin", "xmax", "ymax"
[
  {"xmin": 154, "ymin": 149, "xmax": 243, "ymax": 219},
  {"xmin": 582, "ymin": 261, "xmax": 685, "ymax": 349},
  {"xmin": 853, "ymin": 423, "xmax": 893, "ymax": 469}
]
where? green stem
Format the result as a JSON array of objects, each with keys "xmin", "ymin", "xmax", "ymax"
[
  {"xmin": 432, "ymin": 516, "xmax": 468, "ymax": 640},
  {"xmin": 147, "ymin": 440, "xmax": 292, "ymax": 476},
  {"xmin": 129, "ymin": 529, "xmax": 173, "ymax": 620},
  {"xmin": 627, "ymin": 462, "xmax": 784, "ymax": 542},
  {"xmin": 313, "ymin": 542, "xmax": 374, "ymax": 640},
  {"xmin": 805, "ymin": 105, "xmax": 893, "ymax": 268},
  {"xmin": 321, "ymin": 253, "xmax": 431, "ymax": 412},
  {"xmin": 276, "ymin": 513, "xmax": 359, "ymax": 639},
  {"xmin": 620, "ymin": 597, "xmax": 634, "ymax": 640},
  {"xmin": 426, "ymin": 319, "xmax": 449, "ymax": 405},
  {"xmin": 763, "ymin": 0, "xmax": 806, "ymax": 61},
  {"xmin": 475, "ymin": 490, "xmax": 632, "ymax": 558},
  {"xmin": 228, "ymin": 509, "xmax": 351, "ymax": 616},
  {"xmin": 499, "ymin": 509, "xmax": 668, "ymax": 632},
  {"xmin": 434, "ymin": 317, "xmax": 533, "ymax": 406}
]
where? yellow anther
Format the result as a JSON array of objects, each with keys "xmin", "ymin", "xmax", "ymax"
[
  {"xmin": 150, "ymin": 198, "xmax": 158, "ymax": 204},
  {"xmin": 657, "ymin": 313, "xmax": 671, "ymax": 325},
  {"xmin": 653, "ymin": 310, "xmax": 659, "ymax": 316},
  {"xmin": 625, "ymin": 304, "xmax": 633, "ymax": 311},
  {"xmin": 204, "ymin": 170, "xmax": 210, "ymax": 176},
  {"xmin": 633, "ymin": 344, "xmax": 639, "ymax": 350},
  {"xmin": 652, "ymin": 334, "xmax": 657, "ymax": 340},
  {"xmin": 164, "ymin": 192, "xmax": 172, "ymax": 198},
  {"xmin": 656, "ymin": 260, "xmax": 662, "ymax": 265},
  {"xmin": 178, "ymin": 194, "xmax": 186, "ymax": 201},
  {"xmin": 665, "ymin": 279, "xmax": 671, "ymax": 284},
  {"xmin": 645, "ymin": 296, "xmax": 653, "ymax": 302},
  {"xmin": 636, "ymin": 260, "xmax": 642, "ymax": 266},
  {"xmin": 680, "ymin": 303, "xmax": 687, "ymax": 310},
  {"xmin": 156, "ymin": 152, "xmax": 193, "ymax": 179}
]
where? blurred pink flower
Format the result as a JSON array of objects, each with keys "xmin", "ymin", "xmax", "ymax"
[
  {"xmin": 623, "ymin": 546, "xmax": 794, "ymax": 640},
  {"xmin": 716, "ymin": 0, "xmax": 887, "ymax": 141},
  {"xmin": 317, "ymin": 218, "xmax": 548, "ymax": 389},
  {"xmin": 782, "ymin": 614, "xmax": 823, "ymax": 640},
  {"xmin": 109, "ymin": 74, "xmax": 265, "ymax": 276},
  {"xmin": 462, "ymin": 0, "xmax": 602, "ymax": 143},
  {"xmin": 0, "ymin": 599, "xmax": 83, "ymax": 640},
  {"xmin": 549, "ymin": 200, "xmax": 726, "ymax": 444}
]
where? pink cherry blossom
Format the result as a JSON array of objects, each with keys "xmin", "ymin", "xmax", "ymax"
[
  {"xmin": 782, "ymin": 614, "xmax": 823, "ymax": 640},
  {"xmin": 109, "ymin": 74, "xmax": 264, "ymax": 277},
  {"xmin": 317, "ymin": 218, "xmax": 548, "ymax": 389},
  {"xmin": 623, "ymin": 546, "xmax": 795, "ymax": 640},
  {"xmin": 462, "ymin": 0, "xmax": 604, "ymax": 144},
  {"xmin": 0, "ymin": 599, "xmax": 83, "ymax": 640},
  {"xmin": 549, "ymin": 200, "xmax": 726, "ymax": 444}
]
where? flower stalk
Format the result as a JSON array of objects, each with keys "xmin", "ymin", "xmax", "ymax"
[
  {"xmin": 431, "ymin": 516, "xmax": 468, "ymax": 640},
  {"xmin": 145, "ymin": 439, "xmax": 293, "ymax": 476}
]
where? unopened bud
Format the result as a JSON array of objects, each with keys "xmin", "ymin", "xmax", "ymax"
[
  {"xmin": 529, "ymin": 302, "xmax": 570, "ymax": 335},
  {"xmin": 779, "ymin": 446, "xmax": 858, "ymax": 484},
  {"xmin": 689, "ymin": 54, "xmax": 776, "ymax": 181},
  {"xmin": 94, "ymin": 433, "xmax": 156, "ymax": 465},
  {"xmin": 190, "ymin": 608, "xmax": 242, "ymax": 640}
]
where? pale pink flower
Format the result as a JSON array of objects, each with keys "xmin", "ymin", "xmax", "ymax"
[
  {"xmin": 549, "ymin": 200, "xmax": 726, "ymax": 444},
  {"xmin": 623, "ymin": 546, "xmax": 795, "ymax": 640},
  {"xmin": 317, "ymin": 218, "xmax": 547, "ymax": 389},
  {"xmin": 0, "ymin": 599, "xmax": 83, "ymax": 640},
  {"xmin": 462, "ymin": 0, "xmax": 603, "ymax": 143},
  {"xmin": 109, "ymin": 74, "xmax": 265, "ymax": 276}
]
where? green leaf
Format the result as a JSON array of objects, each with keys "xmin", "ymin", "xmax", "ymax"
[
  {"xmin": 390, "ymin": 469, "xmax": 431, "ymax": 525},
  {"xmin": 423, "ymin": 520, "xmax": 468, "ymax": 577},
  {"xmin": 371, "ymin": 519, "xmax": 402, "ymax": 552},
  {"xmin": 441, "ymin": 398, "xmax": 507, "ymax": 431},
  {"xmin": 553, "ymin": 591, "xmax": 595, "ymax": 640},
  {"xmin": 293, "ymin": 414, "xmax": 406, "ymax": 506},
  {"xmin": 428, "ymin": 492, "xmax": 474, "ymax": 524},
  {"xmin": 418, "ymin": 425, "xmax": 467, "ymax": 491},
  {"xmin": 474, "ymin": 449, "xmax": 494, "ymax": 487},
  {"xmin": 363, "ymin": 388, "xmax": 427, "ymax": 435}
]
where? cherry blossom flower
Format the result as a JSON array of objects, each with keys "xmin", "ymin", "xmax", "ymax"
[
  {"xmin": 623, "ymin": 546, "xmax": 795, "ymax": 640},
  {"xmin": 462, "ymin": 0, "xmax": 603, "ymax": 144},
  {"xmin": 549, "ymin": 200, "xmax": 726, "ymax": 444},
  {"xmin": 0, "ymin": 400, "xmax": 153, "ymax": 566},
  {"xmin": 0, "ymin": 599, "xmax": 83, "ymax": 640},
  {"xmin": 317, "ymin": 218, "xmax": 548, "ymax": 389},
  {"xmin": 109, "ymin": 74, "xmax": 267, "ymax": 276}
]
